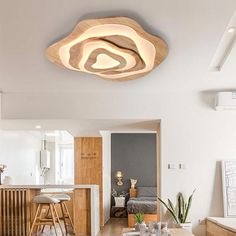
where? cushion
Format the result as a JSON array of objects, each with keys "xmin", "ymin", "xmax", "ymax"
[
  {"xmin": 33, "ymin": 195, "xmax": 60, "ymax": 204},
  {"xmin": 52, "ymin": 194, "xmax": 71, "ymax": 201},
  {"xmin": 137, "ymin": 187, "xmax": 157, "ymax": 197}
]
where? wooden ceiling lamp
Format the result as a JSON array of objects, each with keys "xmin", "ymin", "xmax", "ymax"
[{"xmin": 46, "ymin": 17, "xmax": 168, "ymax": 81}]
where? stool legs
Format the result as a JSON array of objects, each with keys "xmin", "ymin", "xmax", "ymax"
[
  {"xmin": 60, "ymin": 201, "xmax": 74, "ymax": 234},
  {"xmin": 28, "ymin": 204, "xmax": 41, "ymax": 236},
  {"xmin": 28, "ymin": 203, "xmax": 64, "ymax": 236},
  {"xmin": 53, "ymin": 204, "xmax": 64, "ymax": 235}
]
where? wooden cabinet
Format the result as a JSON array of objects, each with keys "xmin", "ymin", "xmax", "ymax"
[
  {"xmin": 74, "ymin": 137, "xmax": 103, "ymax": 226},
  {"xmin": 207, "ymin": 220, "xmax": 236, "ymax": 236},
  {"xmin": 111, "ymin": 206, "xmax": 127, "ymax": 218}
]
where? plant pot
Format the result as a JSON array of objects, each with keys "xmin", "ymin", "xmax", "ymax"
[
  {"xmin": 134, "ymin": 222, "xmax": 146, "ymax": 232},
  {"xmin": 178, "ymin": 222, "xmax": 192, "ymax": 232}
]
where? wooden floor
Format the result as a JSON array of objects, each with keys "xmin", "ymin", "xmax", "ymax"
[
  {"xmin": 34, "ymin": 218, "xmax": 127, "ymax": 236},
  {"xmin": 98, "ymin": 218, "xmax": 127, "ymax": 236},
  {"xmin": 32, "ymin": 225, "xmax": 74, "ymax": 236}
]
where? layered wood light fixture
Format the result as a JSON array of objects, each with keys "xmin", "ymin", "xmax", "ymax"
[{"xmin": 46, "ymin": 17, "xmax": 168, "ymax": 81}]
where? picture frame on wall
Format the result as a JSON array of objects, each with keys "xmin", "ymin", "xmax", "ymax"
[{"xmin": 221, "ymin": 160, "xmax": 236, "ymax": 217}]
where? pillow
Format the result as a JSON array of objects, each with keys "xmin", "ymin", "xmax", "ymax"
[{"xmin": 137, "ymin": 187, "xmax": 157, "ymax": 197}]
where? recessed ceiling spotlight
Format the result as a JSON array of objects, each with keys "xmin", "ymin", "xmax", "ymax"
[
  {"xmin": 228, "ymin": 27, "xmax": 235, "ymax": 33},
  {"xmin": 35, "ymin": 125, "xmax": 41, "ymax": 129}
]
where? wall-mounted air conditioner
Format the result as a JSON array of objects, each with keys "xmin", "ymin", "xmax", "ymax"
[{"xmin": 215, "ymin": 92, "xmax": 236, "ymax": 111}]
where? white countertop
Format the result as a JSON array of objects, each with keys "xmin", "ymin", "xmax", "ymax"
[
  {"xmin": 0, "ymin": 184, "xmax": 99, "ymax": 189},
  {"xmin": 207, "ymin": 217, "xmax": 236, "ymax": 232}
]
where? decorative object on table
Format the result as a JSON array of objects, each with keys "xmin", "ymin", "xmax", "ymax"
[
  {"xmin": 0, "ymin": 164, "xmax": 7, "ymax": 185},
  {"xmin": 46, "ymin": 17, "xmax": 168, "ymax": 82},
  {"xmin": 111, "ymin": 189, "xmax": 129, "ymax": 198},
  {"xmin": 134, "ymin": 213, "xmax": 146, "ymax": 232},
  {"xmin": 130, "ymin": 179, "xmax": 138, "ymax": 189},
  {"xmin": 116, "ymin": 171, "xmax": 124, "ymax": 186},
  {"xmin": 111, "ymin": 188, "xmax": 117, "ymax": 197},
  {"xmin": 130, "ymin": 188, "xmax": 138, "ymax": 198},
  {"xmin": 111, "ymin": 189, "xmax": 129, "ymax": 207},
  {"xmin": 146, "ymin": 221, "xmax": 170, "ymax": 236},
  {"xmin": 111, "ymin": 206, "xmax": 127, "ymax": 218},
  {"xmin": 158, "ymin": 190, "xmax": 196, "ymax": 232},
  {"xmin": 3, "ymin": 176, "xmax": 13, "ymax": 185}
]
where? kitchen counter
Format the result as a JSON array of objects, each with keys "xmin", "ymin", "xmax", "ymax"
[
  {"xmin": 0, "ymin": 184, "xmax": 100, "ymax": 236},
  {"xmin": 0, "ymin": 184, "xmax": 97, "ymax": 189}
]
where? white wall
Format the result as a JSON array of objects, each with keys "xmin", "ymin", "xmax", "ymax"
[
  {"xmin": 0, "ymin": 130, "xmax": 43, "ymax": 184},
  {"xmin": 44, "ymin": 141, "xmax": 56, "ymax": 184},
  {"xmin": 100, "ymin": 131, "xmax": 111, "ymax": 225},
  {"xmin": 159, "ymin": 92, "xmax": 236, "ymax": 236}
]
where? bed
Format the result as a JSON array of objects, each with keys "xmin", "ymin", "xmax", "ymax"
[{"xmin": 127, "ymin": 187, "xmax": 159, "ymax": 227}]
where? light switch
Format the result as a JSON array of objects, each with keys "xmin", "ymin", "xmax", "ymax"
[
  {"xmin": 179, "ymin": 164, "xmax": 187, "ymax": 169},
  {"xmin": 168, "ymin": 164, "xmax": 176, "ymax": 169}
]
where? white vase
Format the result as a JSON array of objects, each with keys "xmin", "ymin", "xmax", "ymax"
[
  {"xmin": 3, "ymin": 176, "xmax": 13, "ymax": 185},
  {"xmin": 179, "ymin": 222, "xmax": 192, "ymax": 232},
  {"xmin": 134, "ymin": 222, "xmax": 146, "ymax": 232}
]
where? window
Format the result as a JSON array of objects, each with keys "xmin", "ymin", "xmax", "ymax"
[{"xmin": 59, "ymin": 145, "xmax": 74, "ymax": 184}]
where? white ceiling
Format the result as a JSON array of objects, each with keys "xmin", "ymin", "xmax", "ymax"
[
  {"xmin": 0, "ymin": 0, "xmax": 236, "ymax": 134},
  {"xmin": 0, "ymin": 119, "xmax": 159, "ymax": 136}
]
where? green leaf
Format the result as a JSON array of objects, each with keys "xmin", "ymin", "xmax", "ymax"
[
  {"xmin": 158, "ymin": 197, "xmax": 179, "ymax": 224},
  {"xmin": 183, "ymin": 189, "xmax": 196, "ymax": 223},
  {"xmin": 134, "ymin": 213, "xmax": 144, "ymax": 224}
]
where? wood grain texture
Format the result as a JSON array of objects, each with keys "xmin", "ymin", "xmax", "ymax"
[
  {"xmin": 73, "ymin": 188, "xmax": 91, "ymax": 235},
  {"xmin": 206, "ymin": 220, "xmax": 236, "ymax": 236},
  {"xmin": 46, "ymin": 16, "xmax": 168, "ymax": 81},
  {"xmin": 74, "ymin": 137, "xmax": 103, "ymax": 227},
  {"xmin": 42, "ymin": 191, "xmax": 74, "ymax": 220},
  {"xmin": 128, "ymin": 214, "xmax": 158, "ymax": 227},
  {"xmin": 129, "ymin": 188, "xmax": 137, "ymax": 198},
  {"xmin": 0, "ymin": 188, "xmax": 40, "ymax": 236}
]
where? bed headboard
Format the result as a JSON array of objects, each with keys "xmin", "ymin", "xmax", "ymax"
[
  {"xmin": 130, "ymin": 188, "xmax": 137, "ymax": 198},
  {"xmin": 130, "ymin": 187, "xmax": 157, "ymax": 198}
]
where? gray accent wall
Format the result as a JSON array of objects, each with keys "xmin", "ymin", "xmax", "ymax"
[{"xmin": 111, "ymin": 133, "xmax": 157, "ymax": 194}]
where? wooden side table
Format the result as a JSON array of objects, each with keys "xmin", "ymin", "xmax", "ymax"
[{"xmin": 111, "ymin": 206, "xmax": 127, "ymax": 218}]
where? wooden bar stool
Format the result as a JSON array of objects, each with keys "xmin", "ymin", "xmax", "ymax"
[
  {"xmin": 53, "ymin": 194, "xmax": 75, "ymax": 234},
  {"xmin": 28, "ymin": 195, "xmax": 64, "ymax": 236}
]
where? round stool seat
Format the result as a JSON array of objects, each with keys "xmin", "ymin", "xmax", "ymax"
[
  {"xmin": 33, "ymin": 195, "xmax": 60, "ymax": 204},
  {"xmin": 52, "ymin": 193, "xmax": 71, "ymax": 201}
]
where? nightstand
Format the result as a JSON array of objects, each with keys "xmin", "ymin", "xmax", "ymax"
[{"xmin": 111, "ymin": 206, "xmax": 127, "ymax": 218}]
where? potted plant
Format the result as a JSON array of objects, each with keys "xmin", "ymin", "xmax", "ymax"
[
  {"xmin": 134, "ymin": 213, "xmax": 146, "ymax": 232},
  {"xmin": 158, "ymin": 190, "xmax": 195, "ymax": 232}
]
